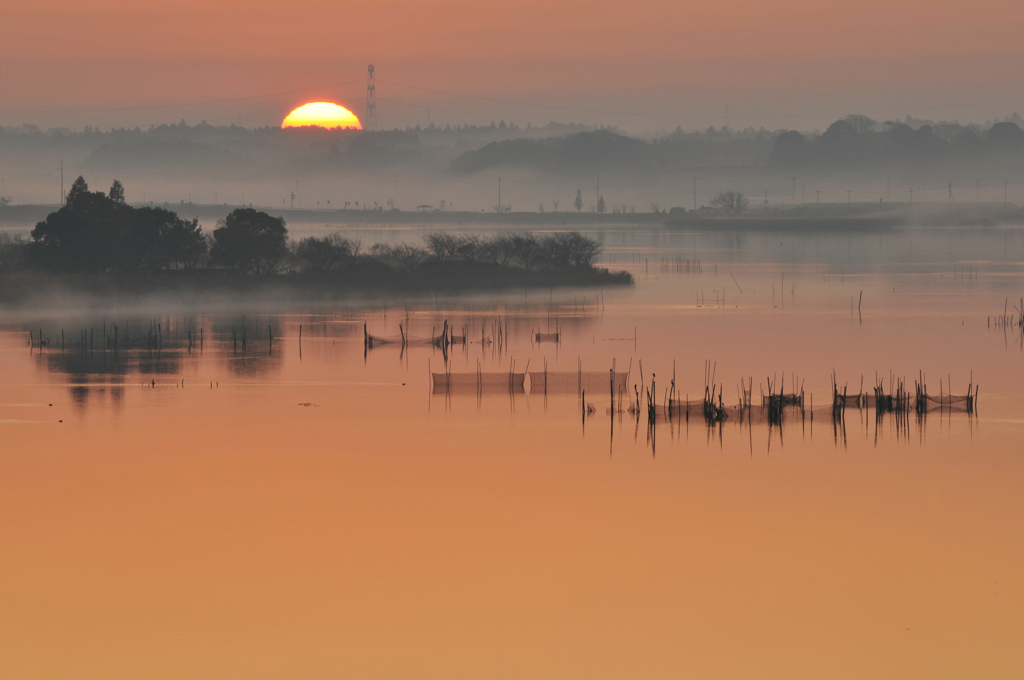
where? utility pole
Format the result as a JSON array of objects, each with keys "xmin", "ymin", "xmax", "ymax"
[
  {"xmin": 847, "ymin": 189, "xmax": 851, "ymax": 205},
  {"xmin": 763, "ymin": 188, "xmax": 768, "ymax": 208},
  {"xmin": 948, "ymin": 181, "xmax": 954, "ymax": 204},
  {"xmin": 815, "ymin": 190, "xmax": 820, "ymax": 205},
  {"xmin": 692, "ymin": 177, "xmax": 697, "ymax": 210}
]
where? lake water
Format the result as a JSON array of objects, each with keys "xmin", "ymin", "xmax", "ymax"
[{"xmin": 2, "ymin": 224, "xmax": 1023, "ymax": 678}]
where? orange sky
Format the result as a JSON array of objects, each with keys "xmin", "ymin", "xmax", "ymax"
[{"xmin": 2, "ymin": 0, "xmax": 1023, "ymax": 130}]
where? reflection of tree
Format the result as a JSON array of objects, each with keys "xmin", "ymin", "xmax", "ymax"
[
  {"xmin": 225, "ymin": 353, "xmax": 284, "ymax": 377},
  {"xmin": 208, "ymin": 318, "xmax": 287, "ymax": 378},
  {"xmin": 37, "ymin": 347, "xmax": 182, "ymax": 377}
]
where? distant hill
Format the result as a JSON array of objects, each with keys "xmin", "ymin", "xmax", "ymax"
[{"xmin": 452, "ymin": 130, "xmax": 649, "ymax": 174}]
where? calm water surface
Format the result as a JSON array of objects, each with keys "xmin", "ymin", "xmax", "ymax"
[{"xmin": 2, "ymin": 226, "xmax": 1023, "ymax": 679}]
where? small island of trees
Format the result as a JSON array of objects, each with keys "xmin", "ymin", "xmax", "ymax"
[{"xmin": 0, "ymin": 177, "xmax": 630, "ymax": 303}]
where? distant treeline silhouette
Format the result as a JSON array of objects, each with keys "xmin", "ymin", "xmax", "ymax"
[
  {"xmin": 770, "ymin": 115, "xmax": 1024, "ymax": 169},
  {"xmin": 4, "ymin": 116, "xmax": 1021, "ymax": 183},
  {"xmin": 0, "ymin": 120, "xmax": 599, "ymax": 176},
  {"xmin": 452, "ymin": 116, "xmax": 1024, "ymax": 174},
  {"xmin": 2, "ymin": 178, "xmax": 617, "ymax": 288}
]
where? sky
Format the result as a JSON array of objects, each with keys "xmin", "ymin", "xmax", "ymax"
[{"xmin": 2, "ymin": 0, "xmax": 1023, "ymax": 132}]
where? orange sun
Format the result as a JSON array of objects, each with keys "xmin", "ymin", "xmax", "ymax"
[{"xmin": 282, "ymin": 102, "xmax": 362, "ymax": 130}]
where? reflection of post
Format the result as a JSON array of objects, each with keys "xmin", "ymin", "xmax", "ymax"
[{"xmin": 610, "ymin": 366, "xmax": 615, "ymax": 452}]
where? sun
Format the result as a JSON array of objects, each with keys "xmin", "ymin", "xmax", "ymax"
[{"xmin": 282, "ymin": 102, "xmax": 362, "ymax": 130}]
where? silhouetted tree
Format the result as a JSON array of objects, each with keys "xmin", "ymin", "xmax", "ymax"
[
  {"xmin": 369, "ymin": 243, "xmax": 428, "ymax": 269},
  {"xmin": 484, "ymin": 233, "xmax": 516, "ymax": 266},
  {"xmin": 66, "ymin": 176, "xmax": 90, "ymax": 207},
  {"xmin": 987, "ymin": 122, "xmax": 1024, "ymax": 150},
  {"xmin": 597, "ymin": 195, "xmax": 606, "ymax": 214},
  {"xmin": 709, "ymin": 191, "xmax": 749, "ymax": 215},
  {"xmin": 109, "ymin": 180, "xmax": 125, "ymax": 204},
  {"xmin": 295, "ymin": 233, "xmax": 358, "ymax": 272},
  {"xmin": 574, "ymin": 189, "xmax": 583, "ymax": 213},
  {"xmin": 769, "ymin": 130, "xmax": 807, "ymax": 167},
  {"xmin": 509, "ymin": 232, "xmax": 541, "ymax": 269},
  {"xmin": 423, "ymin": 232, "xmax": 459, "ymax": 261},
  {"xmin": 161, "ymin": 215, "xmax": 208, "ymax": 269},
  {"xmin": 211, "ymin": 208, "xmax": 288, "ymax": 274},
  {"xmin": 542, "ymin": 232, "xmax": 601, "ymax": 268},
  {"xmin": 844, "ymin": 114, "xmax": 877, "ymax": 135},
  {"xmin": 31, "ymin": 177, "xmax": 135, "ymax": 271},
  {"xmin": 0, "ymin": 233, "xmax": 28, "ymax": 270}
]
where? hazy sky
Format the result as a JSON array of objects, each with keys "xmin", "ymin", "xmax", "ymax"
[{"xmin": 2, "ymin": 0, "xmax": 1023, "ymax": 132}]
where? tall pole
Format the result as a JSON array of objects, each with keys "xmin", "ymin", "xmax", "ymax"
[{"xmin": 366, "ymin": 65, "xmax": 377, "ymax": 130}]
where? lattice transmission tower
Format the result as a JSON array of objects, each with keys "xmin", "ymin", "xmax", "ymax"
[{"xmin": 366, "ymin": 65, "xmax": 377, "ymax": 130}]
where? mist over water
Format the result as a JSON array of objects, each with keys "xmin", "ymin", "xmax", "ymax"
[{"xmin": 4, "ymin": 224, "xmax": 1024, "ymax": 679}]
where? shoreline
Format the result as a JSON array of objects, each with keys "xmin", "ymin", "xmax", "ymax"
[{"xmin": 0, "ymin": 263, "xmax": 633, "ymax": 310}]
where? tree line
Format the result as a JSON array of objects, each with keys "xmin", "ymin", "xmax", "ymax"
[
  {"xmin": 771, "ymin": 115, "xmax": 1024, "ymax": 169},
  {"xmin": 5, "ymin": 177, "xmax": 604, "ymax": 276}
]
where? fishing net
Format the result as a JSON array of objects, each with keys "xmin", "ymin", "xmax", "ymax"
[
  {"xmin": 432, "ymin": 372, "xmax": 526, "ymax": 394},
  {"xmin": 528, "ymin": 371, "xmax": 628, "ymax": 394}
]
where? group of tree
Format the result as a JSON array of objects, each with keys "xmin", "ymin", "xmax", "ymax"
[
  {"xmin": 771, "ymin": 115, "xmax": 1024, "ymax": 169},
  {"xmin": 22, "ymin": 177, "xmax": 295, "ymax": 275},
  {"xmin": 293, "ymin": 230, "xmax": 602, "ymax": 273},
  {"xmin": 15, "ymin": 177, "xmax": 605, "ymax": 278},
  {"xmin": 30, "ymin": 178, "xmax": 208, "ymax": 272}
]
